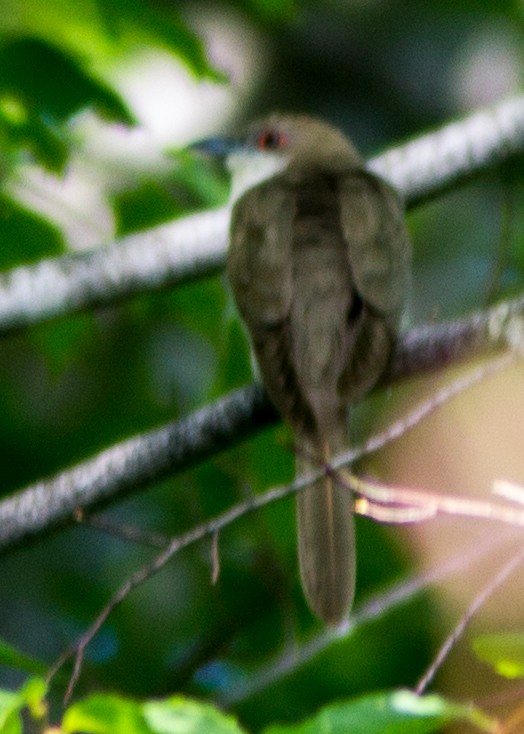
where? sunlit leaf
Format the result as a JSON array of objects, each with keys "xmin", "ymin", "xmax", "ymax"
[
  {"xmin": 143, "ymin": 695, "xmax": 246, "ymax": 734},
  {"xmin": 0, "ymin": 0, "xmax": 215, "ymax": 77},
  {"xmin": 262, "ymin": 690, "xmax": 495, "ymax": 734},
  {"xmin": 62, "ymin": 693, "xmax": 247, "ymax": 734},
  {"xmin": 20, "ymin": 678, "xmax": 47, "ymax": 719},
  {"xmin": 0, "ymin": 38, "xmax": 132, "ymax": 125},
  {"xmin": 0, "ymin": 678, "xmax": 47, "ymax": 733},
  {"xmin": 0, "ymin": 36, "xmax": 132, "ymax": 169},
  {"xmin": 0, "ymin": 689, "xmax": 22, "ymax": 732},
  {"xmin": 0, "ymin": 0, "xmax": 218, "ymax": 168},
  {"xmin": 62, "ymin": 693, "xmax": 150, "ymax": 734},
  {"xmin": 96, "ymin": 0, "xmax": 216, "ymax": 78},
  {"xmin": 473, "ymin": 632, "xmax": 524, "ymax": 679}
]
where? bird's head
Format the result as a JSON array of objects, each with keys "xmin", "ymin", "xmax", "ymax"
[{"xmin": 191, "ymin": 113, "xmax": 362, "ymax": 203}]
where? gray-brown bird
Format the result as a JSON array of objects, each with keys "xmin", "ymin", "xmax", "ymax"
[{"xmin": 195, "ymin": 113, "xmax": 411, "ymax": 625}]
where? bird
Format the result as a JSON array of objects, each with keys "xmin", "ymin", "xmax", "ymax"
[{"xmin": 193, "ymin": 113, "xmax": 411, "ymax": 625}]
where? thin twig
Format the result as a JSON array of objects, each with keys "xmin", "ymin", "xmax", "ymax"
[
  {"xmin": 1, "ymin": 305, "xmax": 522, "ymax": 553},
  {"xmin": 493, "ymin": 479, "xmax": 524, "ymax": 506},
  {"xmin": 211, "ymin": 531, "xmax": 220, "ymax": 585},
  {"xmin": 220, "ymin": 530, "xmax": 520, "ymax": 707},
  {"xmin": 50, "ymin": 473, "xmax": 314, "ymax": 701},
  {"xmin": 352, "ymin": 475, "xmax": 524, "ymax": 529},
  {"xmin": 414, "ymin": 545, "xmax": 524, "ymax": 695},
  {"xmin": 75, "ymin": 511, "xmax": 170, "ymax": 548},
  {"xmin": 50, "ymin": 354, "xmax": 522, "ymax": 700},
  {"xmin": 355, "ymin": 501, "xmax": 437, "ymax": 523},
  {"xmin": 334, "ymin": 351, "xmax": 517, "ymax": 471}
]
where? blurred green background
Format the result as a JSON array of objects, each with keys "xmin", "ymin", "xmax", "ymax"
[{"xmin": 1, "ymin": 0, "xmax": 524, "ymax": 730}]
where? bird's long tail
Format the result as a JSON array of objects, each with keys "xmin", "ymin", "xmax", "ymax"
[{"xmin": 296, "ymin": 432, "xmax": 355, "ymax": 625}]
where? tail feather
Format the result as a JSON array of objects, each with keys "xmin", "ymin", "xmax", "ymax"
[{"xmin": 296, "ymin": 443, "xmax": 355, "ymax": 625}]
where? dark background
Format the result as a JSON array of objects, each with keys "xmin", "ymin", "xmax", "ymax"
[{"xmin": 1, "ymin": 0, "xmax": 524, "ymax": 730}]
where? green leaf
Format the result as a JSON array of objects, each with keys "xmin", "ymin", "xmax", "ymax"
[
  {"xmin": 0, "ymin": 191, "xmax": 64, "ymax": 269},
  {"xmin": 473, "ymin": 632, "xmax": 524, "ymax": 679},
  {"xmin": 0, "ymin": 0, "xmax": 215, "ymax": 78},
  {"xmin": 20, "ymin": 678, "xmax": 47, "ymax": 720},
  {"xmin": 0, "ymin": 37, "xmax": 132, "ymax": 169},
  {"xmin": 172, "ymin": 150, "xmax": 230, "ymax": 212},
  {"xmin": 0, "ymin": 678, "xmax": 47, "ymax": 733},
  {"xmin": 0, "ymin": 689, "xmax": 22, "ymax": 732},
  {"xmin": 0, "ymin": 1, "xmax": 218, "ymax": 168},
  {"xmin": 96, "ymin": 0, "xmax": 216, "ymax": 78},
  {"xmin": 0, "ymin": 38, "xmax": 132, "ymax": 125},
  {"xmin": 62, "ymin": 693, "xmax": 247, "ymax": 734},
  {"xmin": 0, "ymin": 639, "xmax": 48, "ymax": 676},
  {"xmin": 262, "ymin": 690, "xmax": 495, "ymax": 734},
  {"xmin": 0, "ymin": 711, "xmax": 22, "ymax": 734},
  {"xmin": 143, "ymin": 695, "xmax": 246, "ymax": 734},
  {"xmin": 62, "ymin": 693, "xmax": 150, "ymax": 734}
]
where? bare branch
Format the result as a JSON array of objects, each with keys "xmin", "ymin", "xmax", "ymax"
[
  {"xmin": 369, "ymin": 95, "xmax": 524, "ymax": 205},
  {"xmin": 41, "ymin": 350, "xmax": 522, "ymax": 699},
  {"xmin": 0, "ymin": 383, "xmax": 275, "ymax": 551},
  {"xmin": 54, "ymin": 412, "xmax": 524, "ymax": 702},
  {"xmin": 0, "ymin": 95, "xmax": 524, "ymax": 335},
  {"xmin": 387, "ymin": 295, "xmax": 524, "ymax": 381},
  {"xmin": 220, "ymin": 530, "xmax": 519, "ymax": 707},
  {"xmin": 351, "ymin": 462, "xmax": 524, "ymax": 529},
  {"xmin": 76, "ymin": 511, "xmax": 170, "ymax": 548},
  {"xmin": 0, "ymin": 207, "xmax": 229, "ymax": 334},
  {"xmin": 414, "ymin": 546, "xmax": 524, "ymax": 695},
  {"xmin": 0, "ymin": 318, "xmax": 518, "ymax": 554}
]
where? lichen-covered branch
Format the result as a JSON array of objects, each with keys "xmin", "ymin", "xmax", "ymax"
[
  {"xmin": 0, "ymin": 95, "xmax": 523, "ymax": 335},
  {"xmin": 0, "ymin": 294, "xmax": 522, "ymax": 553},
  {"xmin": 0, "ymin": 383, "xmax": 275, "ymax": 551},
  {"xmin": 369, "ymin": 95, "xmax": 524, "ymax": 204},
  {"xmin": 0, "ymin": 207, "xmax": 229, "ymax": 334}
]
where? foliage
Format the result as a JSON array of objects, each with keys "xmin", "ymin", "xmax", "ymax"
[
  {"xmin": 0, "ymin": 0, "xmax": 524, "ymax": 733},
  {"xmin": 0, "ymin": 680, "xmax": 495, "ymax": 734},
  {"xmin": 473, "ymin": 632, "xmax": 524, "ymax": 679}
]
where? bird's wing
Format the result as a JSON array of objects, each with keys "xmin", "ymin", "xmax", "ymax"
[
  {"xmin": 227, "ymin": 177, "xmax": 315, "ymax": 430},
  {"xmin": 338, "ymin": 171, "xmax": 411, "ymax": 326},
  {"xmin": 227, "ymin": 177, "xmax": 295, "ymax": 331}
]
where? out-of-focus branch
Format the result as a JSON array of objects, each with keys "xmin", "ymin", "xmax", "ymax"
[
  {"xmin": 387, "ymin": 293, "xmax": 524, "ymax": 380},
  {"xmin": 369, "ymin": 95, "xmax": 524, "ymax": 204},
  {"xmin": 0, "ymin": 95, "xmax": 523, "ymax": 335},
  {"xmin": 0, "ymin": 383, "xmax": 275, "ymax": 551},
  {"xmin": 0, "ymin": 293, "xmax": 522, "ymax": 553},
  {"xmin": 0, "ymin": 207, "xmax": 229, "ymax": 334},
  {"xmin": 220, "ymin": 529, "xmax": 518, "ymax": 707},
  {"xmin": 56, "ymin": 417, "xmax": 524, "ymax": 702}
]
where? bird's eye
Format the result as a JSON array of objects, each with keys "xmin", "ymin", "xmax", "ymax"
[{"xmin": 256, "ymin": 129, "xmax": 288, "ymax": 150}]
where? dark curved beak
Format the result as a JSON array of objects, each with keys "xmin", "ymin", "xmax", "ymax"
[{"xmin": 188, "ymin": 136, "xmax": 240, "ymax": 159}]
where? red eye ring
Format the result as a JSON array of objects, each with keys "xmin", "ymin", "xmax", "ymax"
[{"xmin": 256, "ymin": 129, "xmax": 288, "ymax": 150}]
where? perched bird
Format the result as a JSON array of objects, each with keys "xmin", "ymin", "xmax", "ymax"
[{"xmin": 194, "ymin": 114, "xmax": 411, "ymax": 625}]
